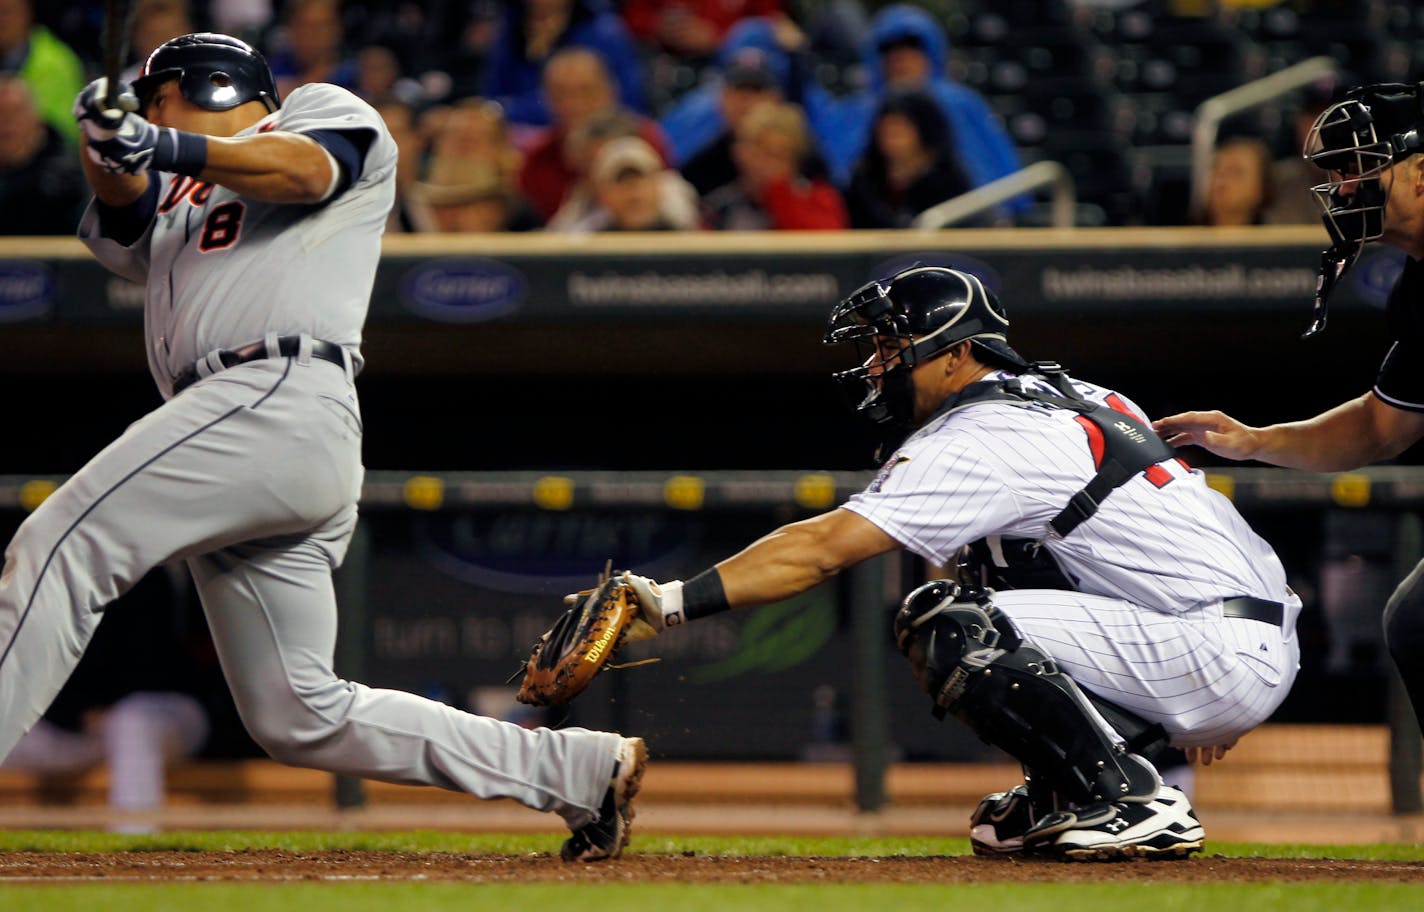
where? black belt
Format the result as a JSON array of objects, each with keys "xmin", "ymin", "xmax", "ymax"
[
  {"xmin": 1221, "ymin": 596, "xmax": 1284, "ymax": 627},
  {"xmin": 173, "ymin": 337, "xmax": 346, "ymax": 393}
]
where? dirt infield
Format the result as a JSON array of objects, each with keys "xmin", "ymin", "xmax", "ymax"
[{"xmin": 1, "ymin": 851, "xmax": 1423, "ymax": 883}]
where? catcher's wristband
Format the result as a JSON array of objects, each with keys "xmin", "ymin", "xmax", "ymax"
[
  {"xmin": 682, "ymin": 567, "xmax": 730, "ymax": 620},
  {"xmin": 153, "ymin": 128, "xmax": 208, "ymax": 176}
]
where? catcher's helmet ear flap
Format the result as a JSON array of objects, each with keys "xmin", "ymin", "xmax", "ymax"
[
  {"xmin": 824, "ymin": 266, "xmax": 1026, "ymax": 439},
  {"xmin": 132, "ymin": 32, "xmax": 280, "ymax": 114}
]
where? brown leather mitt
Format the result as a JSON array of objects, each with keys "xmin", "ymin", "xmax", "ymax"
[{"xmin": 516, "ymin": 570, "xmax": 644, "ymax": 707}]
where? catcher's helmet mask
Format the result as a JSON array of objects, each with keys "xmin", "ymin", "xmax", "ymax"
[
  {"xmin": 825, "ymin": 266, "xmax": 1026, "ymax": 442},
  {"xmin": 132, "ymin": 32, "xmax": 280, "ymax": 115},
  {"xmin": 1302, "ymin": 81, "xmax": 1424, "ymax": 336}
]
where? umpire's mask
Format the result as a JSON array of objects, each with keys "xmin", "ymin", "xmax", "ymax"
[{"xmin": 1302, "ymin": 82, "xmax": 1424, "ymax": 336}]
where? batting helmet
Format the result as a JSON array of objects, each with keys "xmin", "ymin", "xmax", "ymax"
[
  {"xmin": 1300, "ymin": 81, "xmax": 1424, "ymax": 334},
  {"xmin": 824, "ymin": 266, "xmax": 1026, "ymax": 433},
  {"xmin": 132, "ymin": 33, "xmax": 280, "ymax": 115}
]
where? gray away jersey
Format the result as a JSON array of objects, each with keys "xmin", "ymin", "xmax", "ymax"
[{"xmin": 79, "ymin": 83, "xmax": 398, "ymax": 397}]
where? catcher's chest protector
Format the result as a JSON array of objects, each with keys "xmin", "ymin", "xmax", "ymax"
[{"xmin": 933, "ymin": 365, "xmax": 1178, "ymax": 590}]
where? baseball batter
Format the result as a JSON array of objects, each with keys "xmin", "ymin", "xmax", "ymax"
[
  {"xmin": 0, "ymin": 33, "xmax": 644, "ymax": 861},
  {"xmin": 607, "ymin": 267, "xmax": 1301, "ymax": 859}
]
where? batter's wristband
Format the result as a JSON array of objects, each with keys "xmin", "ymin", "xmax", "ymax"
[
  {"xmin": 681, "ymin": 568, "xmax": 731, "ymax": 620},
  {"xmin": 152, "ymin": 128, "xmax": 208, "ymax": 176}
]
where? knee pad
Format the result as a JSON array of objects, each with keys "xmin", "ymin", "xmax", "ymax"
[{"xmin": 894, "ymin": 580, "xmax": 1159, "ymax": 806}]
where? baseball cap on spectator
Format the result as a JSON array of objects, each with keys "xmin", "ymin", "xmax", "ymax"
[
  {"xmin": 724, "ymin": 47, "xmax": 778, "ymax": 91},
  {"xmin": 591, "ymin": 136, "xmax": 663, "ymax": 185},
  {"xmin": 408, "ymin": 157, "xmax": 510, "ymax": 206}
]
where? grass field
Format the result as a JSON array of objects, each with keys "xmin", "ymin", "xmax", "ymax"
[{"xmin": 0, "ymin": 832, "xmax": 1420, "ymax": 912}]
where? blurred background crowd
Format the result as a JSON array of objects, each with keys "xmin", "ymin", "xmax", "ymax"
[{"xmin": 0, "ymin": 0, "xmax": 1407, "ymax": 238}]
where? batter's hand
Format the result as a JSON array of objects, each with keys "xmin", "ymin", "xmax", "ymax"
[
  {"xmin": 73, "ymin": 77, "xmax": 139, "ymax": 141},
  {"xmin": 85, "ymin": 111, "xmax": 162, "ymax": 175},
  {"xmin": 1152, "ymin": 410, "xmax": 1261, "ymax": 461}
]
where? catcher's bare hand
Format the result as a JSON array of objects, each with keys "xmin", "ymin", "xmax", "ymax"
[
  {"xmin": 1183, "ymin": 740, "xmax": 1237, "ymax": 766},
  {"xmin": 1152, "ymin": 410, "xmax": 1261, "ymax": 461}
]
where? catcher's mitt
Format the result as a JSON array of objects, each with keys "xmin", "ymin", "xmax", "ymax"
[{"xmin": 516, "ymin": 568, "xmax": 650, "ymax": 707}]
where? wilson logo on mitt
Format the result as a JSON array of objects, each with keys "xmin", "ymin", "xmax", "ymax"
[{"xmin": 515, "ymin": 566, "xmax": 657, "ymax": 707}]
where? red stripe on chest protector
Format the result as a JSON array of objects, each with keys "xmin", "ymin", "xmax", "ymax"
[
  {"xmin": 1074, "ymin": 415, "xmax": 1106, "ymax": 467},
  {"xmin": 1104, "ymin": 393, "xmax": 1176, "ymax": 488}
]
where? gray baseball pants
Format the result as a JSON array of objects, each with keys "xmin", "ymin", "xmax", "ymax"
[{"xmin": 0, "ymin": 351, "xmax": 618, "ymax": 827}]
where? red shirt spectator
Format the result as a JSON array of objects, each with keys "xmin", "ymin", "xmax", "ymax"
[
  {"xmin": 622, "ymin": 0, "xmax": 786, "ymax": 58},
  {"xmin": 517, "ymin": 47, "xmax": 673, "ymax": 220}
]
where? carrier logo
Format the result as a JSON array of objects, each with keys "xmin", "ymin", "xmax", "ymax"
[
  {"xmin": 0, "ymin": 261, "xmax": 55, "ymax": 322},
  {"xmin": 400, "ymin": 257, "xmax": 527, "ymax": 323}
]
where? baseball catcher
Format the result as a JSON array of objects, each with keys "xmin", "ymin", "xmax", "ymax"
[{"xmin": 517, "ymin": 569, "xmax": 661, "ymax": 706}]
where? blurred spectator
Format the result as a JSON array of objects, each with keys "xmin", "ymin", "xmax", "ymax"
[
  {"xmin": 809, "ymin": 3, "xmax": 1024, "ymax": 210},
  {"xmin": 1191, "ymin": 135, "xmax": 1274, "ymax": 227},
  {"xmin": 0, "ymin": 76, "xmax": 86, "ymax": 235},
  {"xmin": 1264, "ymin": 76, "xmax": 1339, "ymax": 226},
  {"xmin": 425, "ymin": 0, "xmax": 504, "ymax": 103},
  {"xmin": 266, "ymin": 0, "xmax": 359, "ymax": 97},
  {"xmin": 426, "ymin": 97, "xmax": 526, "ymax": 188},
  {"xmin": 659, "ymin": 16, "xmax": 798, "ymax": 170},
  {"xmin": 209, "ymin": 0, "xmax": 275, "ymax": 40},
  {"xmin": 703, "ymin": 100, "xmax": 848, "ymax": 230},
  {"xmin": 517, "ymin": 47, "xmax": 672, "ymax": 221},
  {"xmin": 482, "ymin": 0, "xmax": 647, "ymax": 128},
  {"xmin": 543, "ymin": 107, "xmax": 648, "ymax": 229},
  {"xmin": 677, "ymin": 41, "xmax": 786, "ymax": 197},
  {"xmin": 0, "ymin": 0, "xmax": 85, "ymax": 147},
  {"xmin": 406, "ymin": 157, "xmax": 541, "ymax": 232},
  {"xmin": 555, "ymin": 135, "xmax": 701, "ymax": 232},
  {"xmin": 844, "ymin": 87, "xmax": 971, "ymax": 229},
  {"xmin": 408, "ymin": 97, "xmax": 541, "ymax": 232},
  {"xmin": 374, "ymin": 99, "xmax": 424, "ymax": 232},
  {"xmin": 121, "ymin": 0, "xmax": 195, "ymax": 85},
  {"xmin": 622, "ymin": 0, "xmax": 785, "ymax": 62},
  {"xmin": 355, "ymin": 42, "xmax": 422, "ymax": 107},
  {"xmin": 0, "ymin": 563, "xmax": 252, "ymax": 832}
]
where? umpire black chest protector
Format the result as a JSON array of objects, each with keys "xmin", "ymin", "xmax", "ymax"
[{"xmin": 929, "ymin": 364, "xmax": 1178, "ymax": 590}]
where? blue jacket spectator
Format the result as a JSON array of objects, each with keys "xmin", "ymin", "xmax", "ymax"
[
  {"xmin": 658, "ymin": 17, "xmax": 795, "ymax": 167},
  {"xmin": 812, "ymin": 4, "xmax": 1023, "ymax": 204},
  {"xmin": 482, "ymin": 0, "xmax": 647, "ymax": 128}
]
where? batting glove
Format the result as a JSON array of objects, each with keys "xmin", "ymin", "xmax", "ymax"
[
  {"xmin": 73, "ymin": 77, "xmax": 139, "ymax": 142},
  {"xmin": 85, "ymin": 112, "xmax": 163, "ymax": 175}
]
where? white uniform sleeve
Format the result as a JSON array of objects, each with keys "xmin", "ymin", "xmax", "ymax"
[{"xmin": 842, "ymin": 433, "xmax": 1022, "ymax": 565}]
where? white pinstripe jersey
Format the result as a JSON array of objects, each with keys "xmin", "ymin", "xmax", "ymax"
[{"xmin": 842, "ymin": 370, "xmax": 1294, "ymax": 615}]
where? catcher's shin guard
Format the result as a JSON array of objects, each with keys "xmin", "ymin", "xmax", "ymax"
[{"xmin": 894, "ymin": 580, "xmax": 1160, "ymax": 806}]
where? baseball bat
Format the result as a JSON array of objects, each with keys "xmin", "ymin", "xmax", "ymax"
[{"xmin": 101, "ymin": 0, "xmax": 136, "ymax": 110}]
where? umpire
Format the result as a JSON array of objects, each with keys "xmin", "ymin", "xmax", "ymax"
[{"xmin": 1155, "ymin": 80, "xmax": 1424, "ymax": 742}]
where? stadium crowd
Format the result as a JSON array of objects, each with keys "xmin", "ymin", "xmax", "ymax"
[{"xmin": 0, "ymin": 0, "xmax": 1404, "ymax": 236}]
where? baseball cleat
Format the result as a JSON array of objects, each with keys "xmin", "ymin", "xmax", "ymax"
[
  {"xmin": 970, "ymin": 785, "xmax": 1041, "ymax": 856},
  {"xmin": 561, "ymin": 736, "xmax": 648, "ymax": 862},
  {"xmin": 1023, "ymin": 785, "xmax": 1205, "ymax": 861}
]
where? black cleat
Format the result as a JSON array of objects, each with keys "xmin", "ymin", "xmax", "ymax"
[{"xmin": 561, "ymin": 736, "xmax": 648, "ymax": 862}]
